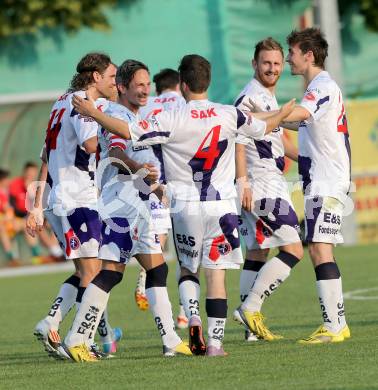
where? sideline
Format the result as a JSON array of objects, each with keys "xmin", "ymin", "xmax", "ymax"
[{"xmin": 344, "ymin": 287, "xmax": 378, "ymax": 300}]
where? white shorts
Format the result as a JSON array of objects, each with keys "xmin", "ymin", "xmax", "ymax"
[
  {"xmin": 44, "ymin": 206, "xmax": 100, "ymax": 260},
  {"xmin": 304, "ymin": 196, "xmax": 344, "ymax": 244},
  {"xmin": 149, "ymin": 193, "xmax": 171, "ymax": 235},
  {"xmin": 239, "ymin": 197, "xmax": 301, "ymax": 250},
  {"xmin": 171, "ymin": 199, "xmax": 243, "ymax": 273},
  {"xmin": 99, "ymin": 213, "xmax": 162, "ymax": 264}
]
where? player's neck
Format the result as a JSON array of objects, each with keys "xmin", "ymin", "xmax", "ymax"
[
  {"xmin": 184, "ymin": 91, "xmax": 208, "ymax": 102},
  {"xmin": 119, "ymin": 96, "xmax": 139, "ymax": 114},
  {"xmin": 86, "ymin": 85, "xmax": 101, "ymax": 101},
  {"xmin": 304, "ymin": 67, "xmax": 324, "ymax": 86}
]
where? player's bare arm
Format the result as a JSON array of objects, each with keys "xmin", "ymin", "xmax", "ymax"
[
  {"xmin": 282, "ymin": 133, "xmax": 298, "ymax": 161},
  {"xmin": 26, "ymin": 160, "xmax": 47, "ymax": 237},
  {"xmin": 109, "ymin": 147, "xmax": 159, "ymax": 183},
  {"xmin": 83, "ymin": 136, "xmax": 98, "ymax": 154},
  {"xmin": 262, "ymin": 98, "xmax": 296, "ymax": 134},
  {"xmin": 235, "ymin": 143, "xmax": 253, "ymax": 212},
  {"xmin": 72, "ymin": 94, "xmax": 131, "ymax": 139}
]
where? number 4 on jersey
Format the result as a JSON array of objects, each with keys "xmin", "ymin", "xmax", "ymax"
[{"xmin": 193, "ymin": 125, "xmax": 221, "ymax": 170}]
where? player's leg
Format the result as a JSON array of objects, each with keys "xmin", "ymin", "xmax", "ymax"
[
  {"xmin": 300, "ymin": 196, "xmax": 349, "ymax": 344},
  {"xmin": 97, "ymin": 307, "xmax": 123, "ymax": 354},
  {"xmin": 204, "ymin": 268, "xmax": 228, "ymax": 356},
  {"xmin": 136, "ymin": 252, "xmax": 190, "ymax": 356},
  {"xmin": 135, "ymin": 265, "xmax": 148, "ymax": 310},
  {"xmin": 235, "ymin": 196, "xmax": 303, "ymax": 340},
  {"xmin": 175, "ymin": 261, "xmax": 189, "ymax": 329}
]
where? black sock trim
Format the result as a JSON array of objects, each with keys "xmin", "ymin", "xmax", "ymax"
[
  {"xmin": 206, "ymin": 298, "xmax": 227, "ymax": 318},
  {"xmin": 64, "ymin": 274, "xmax": 80, "ymax": 288},
  {"xmin": 146, "ymin": 262, "xmax": 168, "ymax": 289},
  {"xmin": 76, "ymin": 286, "xmax": 86, "ymax": 303},
  {"xmin": 92, "ymin": 270, "xmax": 123, "ymax": 293},
  {"xmin": 277, "ymin": 251, "xmax": 300, "ymax": 269},
  {"xmin": 178, "ymin": 275, "xmax": 200, "ymax": 285},
  {"xmin": 243, "ymin": 259, "xmax": 265, "ymax": 272},
  {"xmin": 315, "ymin": 262, "xmax": 340, "ymax": 280}
]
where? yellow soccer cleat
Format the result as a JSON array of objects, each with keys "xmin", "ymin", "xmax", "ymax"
[
  {"xmin": 299, "ymin": 325, "xmax": 345, "ymax": 344},
  {"xmin": 233, "ymin": 308, "xmax": 283, "ymax": 341},
  {"xmin": 341, "ymin": 325, "xmax": 351, "ymax": 339},
  {"xmin": 163, "ymin": 341, "xmax": 193, "ymax": 357},
  {"xmin": 67, "ymin": 344, "xmax": 98, "ymax": 362},
  {"xmin": 134, "ymin": 290, "xmax": 149, "ymax": 311}
]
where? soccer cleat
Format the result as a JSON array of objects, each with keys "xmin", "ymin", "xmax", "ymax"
[
  {"xmin": 33, "ymin": 319, "xmax": 66, "ymax": 359},
  {"xmin": 135, "ymin": 268, "xmax": 149, "ymax": 311},
  {"xmin": 102, "ymin": 327, "xmax": 123, "ymax": 354},
  {"xmin": 342, "ymin": 325, "xmax": 351, "ymax": 339},
  {"xmin": 67, "ymin": 344, "xmax": 98, "ymax": 362},
  {"xmin": 90, "ymin": 343, "xmax": 114, "ymax": 359},
  {"xmin": 298, "ymin": 325, "xmax": 346, "ymax": 344},
  {"xmin": 188, "ymin": 317, "xmax": 206, "ymax": 356},
  {"xmin": 176, "ymin": 314, "xmax": 189, "ymax": 330},
  {"xmin": 245, "ymin": 330, "xmax": 259, "ymax": 342},
  {"xmin": 233, "ymin": 307, "xmax": 283, "ymax": 341},
  {"xmin": 163, "ymin": 341, "xmax": 192, "ymax": 357},
  {"xmin": 206, "ymin": 345, "xmax": 228, "ymax": 357}
]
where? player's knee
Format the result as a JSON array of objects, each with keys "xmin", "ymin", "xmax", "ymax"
[
  {"xmin": 178, "ymin": 274, "xmax": 200, "ymax": 286},
  {"xmin": 308, "ymin": 243, "xmax": 332, "ymax": 264},
  {"xmin": 92, "ymin": 269, "xmax": 123, "ymax": 293},
  {"xmin": 146, "ymin": 262, "xmax": 168, "ymax": 289},
  {"xmin": 277, "ymin": 250, "xmax": 301, "ymax": 268}
]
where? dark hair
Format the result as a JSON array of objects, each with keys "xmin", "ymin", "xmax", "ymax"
[
  {"xmin": 23, "ymin": 161, "xmax": 38, "ymax": 171},
  {"xmin": 0, "ymin": 168, "xmax": 9, "ymax": 181},
  {"xmin": 116, "ymin": 59, "xmax": 149, "ymax": 89},
  {"xmin": 68, "ymin": 52, "xmax": 112, "ymax": 92},
  {"xmin": 254, "ymin": 37, "xmax": 284, "ymax": 61},
  {"xmin": 153, "ymin": 68, "xmax": 179, "ymax": 95},
  {"xmin": 178, "ymin": 54, "xmax": 211, "ymax": 93},
  {"xmin": 286, "ymin": 28, "xmax": 328, "ymax": 68}
]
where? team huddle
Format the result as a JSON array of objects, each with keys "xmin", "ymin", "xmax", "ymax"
[{"xmin": 27, "ymin": 27, "xmax": 352, "ymax": 362}]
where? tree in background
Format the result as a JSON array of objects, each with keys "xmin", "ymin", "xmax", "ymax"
[{"xmin": 0, "ymin": 0, "xmax": 138, "ymax": 38}]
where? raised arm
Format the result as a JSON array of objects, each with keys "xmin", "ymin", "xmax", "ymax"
[{"xmin": 72, "ymin": 94, "xmax": 131, "ymax": 139}]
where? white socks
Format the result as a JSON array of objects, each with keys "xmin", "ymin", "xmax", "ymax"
[{"xmin": 178, "ymin": 276, "xmax": 201, "ymax": 321}]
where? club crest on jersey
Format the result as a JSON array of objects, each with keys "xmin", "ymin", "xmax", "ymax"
[
  {"xmin": 217, "ymin": 241, "xmax": 231, "ymax": 256},
  {"xmin": 139, "ymin": 120, "xmax": 149, "ymax": 130},
  {"xmin": 69, "ymin": 235, "xmax": 80, "ymax": 250}
]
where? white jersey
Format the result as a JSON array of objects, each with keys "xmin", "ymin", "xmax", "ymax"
[
  {"xmin": 235, "ymin": 78, "xmax": 285, "ymax": 181},
  {"xmin": 298, "ymin": 71, "xmax": 351, "ymax": 202},
  {"xmin": 97, "ymin": 101, "xmax": 152, "ymax": 219},
  {"xmin": 139, "ymin": 91, "xmax": 186, "ymax": 183},
  {"xmin": 44, "ymin": 91, "xmax": 104, "ymax": 209},
  {"xmin": 139, "ymin": 91, "xmax": 186, "ymax": 119},
  {"xmin": 130, "ymin": 99, "xmax": 267, "ymax": 201}
]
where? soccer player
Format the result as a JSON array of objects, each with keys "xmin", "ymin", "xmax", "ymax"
[
  {"xmin": 62, "ymin": 59, "xmax": 191, "ymax": 362},
  {"xmin": 137, "ymin": 68, "xmax": 189, "ymax": 329},
  {"xmin": 232, "ymin": 38, "xmax": 304, "ymax": 341},
  {"xmin": 27, "ymin": 52, "xmax": 120, "ymax": 358},
  {"xmin": 71, "ymin": 54, "xmax": 296, "ymax": 356},
  {"xmin": 248, "ymin": 28, "xmax": 351, "ymax": 343}
]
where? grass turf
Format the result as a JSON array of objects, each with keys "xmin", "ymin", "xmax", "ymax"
[{"xmin": 0, "ymin": 244, "xmax": 377, "ymax": 390}]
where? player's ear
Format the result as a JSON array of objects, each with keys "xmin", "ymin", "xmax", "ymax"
[
  {"xmin": 93, "ymin": 71, "xmax": 102, "ymax": 83},
  {"xmin": 117, "ymin": 83, "xmax": 126, "ymax": 95}
]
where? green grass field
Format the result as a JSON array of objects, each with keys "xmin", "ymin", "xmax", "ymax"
[{"xmin": 1, "ymin": 244, "xmax": 378, "ymax": 390}]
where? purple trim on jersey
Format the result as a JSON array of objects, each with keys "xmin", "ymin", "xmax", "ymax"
[
  {"xmin": 298, "ymin": 155, "xmax": 312, "ymax": 194},
  {"xmin": 304, "ymin": 197, "xmax": 323, "ymax": 243},
  {"xmin": 67, "ymin": 207, "xmax": 101, "ymax": 244},
  {"xmin": 74, "ymin": 146, "xmax": 95, "ymax": 182},
  {"xmin": 234, "ymin": 95, "xmax": 245, "ymax": 108},
  {"xmin": 254, "ymin": 139, "xmax": 273, "ymax": 159},
  {"xmin": 236, "ymin": 108, "xmax": 246, "ymax": 129},
  {"xmin": 152, "ymin": 144, "xmax": 166, "ymax": 183},
  {"xmin": 46, "ymin": 171, "xmax": 53, "ymax": 188},
  {"xmin": 255, "ymin": 198, "xmax": 299, "ymax": 232},
  {"xmin": 70, "ymin": 107, "xmax": 79, "ymax": 117},
  {"xmin": 219, "ymin": 213, "xmax": 240, "ymax": 250},
  {"xmin": 138, "ymin": 131, "xmax": 170, "ymax": 142},
  {"xmin": 188, "ymin": 139, "xmax": 228, "ymax": 201},
  {"xmin": 314, "ymin": 96, "xmax": 330, "ymax": 114},
  {"xmin": 344, "ymin": 133, "xmax": 352, "ymax": 193},
  {"xmin": 275, "ymin": 156, "xmax": 285, "ymax": 172},
  {"xmin": 100, "ymin": 218, "xmax": 132, "ymax": 264}
]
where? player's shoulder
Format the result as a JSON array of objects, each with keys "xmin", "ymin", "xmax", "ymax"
[
  {"xmin": 308, "ymin": 71, "xmax": 339, "ymax": 94},
  {"xmin": 105, "ymin": 101, "xmax": 133, "ymax": 120}
]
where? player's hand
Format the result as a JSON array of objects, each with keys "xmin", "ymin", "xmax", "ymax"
[
  {"xmin": 242, "ymin": 98, "xmax": 263, "ymax": 114},
  {"xmin": 26, "ymin": 209, "xmax": 44, "ymax": 237},
  {"xmin": 279, "ymin": 98, "xmax": 296, "ymax": 119},
  {"xmin": 140, "ymin": 163, "xmax": 159, "ymax": 183},
  {"xmin": 241, "ymin": 187, "xmax": 253, "ymax": 212},
  {"xmin": 72, "ymin": 93, "xmax": 96, "ymax": 117}
]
